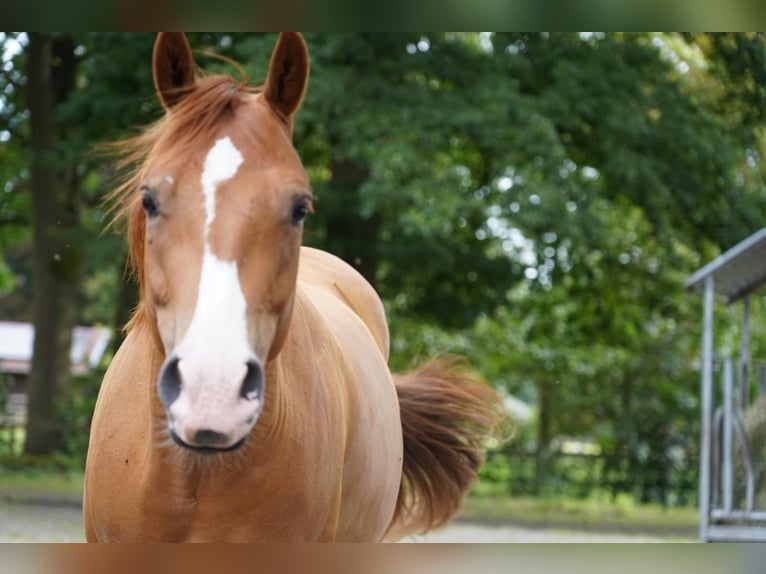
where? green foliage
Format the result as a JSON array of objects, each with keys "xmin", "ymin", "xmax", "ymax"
[
  {"xmin": 0, "ymin": 373, "xmax": 99, "ymax": 468},
  {"xmin": 53, "ymin": 372, "xmax": 102, "ymax": 466}
]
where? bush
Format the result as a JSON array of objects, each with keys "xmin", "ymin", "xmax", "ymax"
[{"xmin": 54, "ymin": 370, "xmax": 103, "ymax": 468}]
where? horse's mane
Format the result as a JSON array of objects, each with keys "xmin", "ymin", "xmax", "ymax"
[{"xmin": 107, "ymin": 74, "xmax": 259, "ymax": 332}]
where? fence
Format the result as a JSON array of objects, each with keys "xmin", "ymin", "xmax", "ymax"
[
  {"xmin": 700, "ymin": 356, "xmax": 766, "ymax": 541},
  {"xmin": 0, "ymin": 382, "xmax": 27, "ymax": 456},
  {"xmin": 480, "ymin": 439, "xmax": 698, "ymax": 506}
]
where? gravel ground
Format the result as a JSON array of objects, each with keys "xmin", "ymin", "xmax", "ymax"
[
  {"xmin": 405, "ymin": 523, "xmax": 669, "ymax": 543},
  {"xmin": 0, "ymin": 501, "xmax": 85, "ymax": 542},
  {"xmin": 0, "ymin": 500, "xmax": 676, "ymax": 543}
]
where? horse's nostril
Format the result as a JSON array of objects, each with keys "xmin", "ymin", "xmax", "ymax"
[
  {"xmin": 158, "ymin": 355, "xmax": 182, "ymax": 407},
  {"xmin": 241, "ymin": 359, "xmax": 264, "ymax": 401},
  {"xmin": 193, "ymin": 429, "xmax": 230, "ymax": 446}
]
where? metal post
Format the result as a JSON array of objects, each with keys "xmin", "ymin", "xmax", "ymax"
[
  {"xmin": 699, "ymin": 275, "xmax": 714, "ymax": 541},
  {"xmin": 723, "ymin": 358, "xmax": 734, "ymax": 514},
  {"xmin": 740, "ymin": 296, "xmax": 750, "ymax": 412}
]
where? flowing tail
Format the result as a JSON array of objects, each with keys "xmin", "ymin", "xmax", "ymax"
[{"xmin": 385, "ymin": 356, "xmax": 509, "ymax": 539}]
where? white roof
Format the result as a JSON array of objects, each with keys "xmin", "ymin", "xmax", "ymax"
[{"xmin": 0, "ymin": 321, "xmax": 111, "ymax": 375}]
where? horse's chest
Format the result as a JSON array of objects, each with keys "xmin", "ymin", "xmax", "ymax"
[
  {"xmin": 139, "ymin": 490, "xmax": 332, "ymax": 541},
  {"xmin": 94, "ymin": 459, "xmax": 335, "ymax": 542}
]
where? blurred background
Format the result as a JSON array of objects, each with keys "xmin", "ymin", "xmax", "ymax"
[{"xmin": 2, "ymin": 32, "xmax": 766, "ymax": 541}]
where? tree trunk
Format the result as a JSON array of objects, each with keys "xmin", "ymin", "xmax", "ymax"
[
  {"xmin": 535, "ymin": 379, "xmax": 553, "ymax": 494},
  {"xmin": 324, "ymin": 156, "xmax": 379, "ymax": 287},
  {"xmin": 617, "ymin": 376, "xmax": 634, "ymax": 498},
  {"xmin": 24, "ymin": 33, "xmax": 83, "ymax": 455}
]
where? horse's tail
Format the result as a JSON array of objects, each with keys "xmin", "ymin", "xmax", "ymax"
[{"xmin": 385, "ymin": 356, "xmax": 509, "ymax": 540}]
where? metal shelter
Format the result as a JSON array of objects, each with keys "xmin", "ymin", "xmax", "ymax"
[{"xmin": 686, "ymin": 227, "xmax": 766, "ymax": 542}]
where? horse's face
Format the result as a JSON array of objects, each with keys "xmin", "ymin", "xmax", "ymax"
[{"xmin": 142, "ymin": 33, "xmax": 310, "ymax": 453}]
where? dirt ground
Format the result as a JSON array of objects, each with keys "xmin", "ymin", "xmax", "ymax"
[
  {"xmin": 0, "ymin": 501, "xmax": 85, "ymax": 543},
  {"xmin": 0, "ymin": 500, "xmax": 676, "ymax": 543}
]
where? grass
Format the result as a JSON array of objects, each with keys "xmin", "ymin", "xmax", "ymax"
[
  {"xmin": 0, "ymin": 427, "xmax": 24, "ymax": 456},
  {"xmin": 0, "ymin": 460, "xmax": 84, "ymax": 503},
  {"xmin": 0, "ymin": 469, "xmax": 84, "ymax": 496},
  {"xmin": 460, "ymin": 494, "xmax": 698, "ymax": 538},
  {"xmin": 0, "ymin": 426, "xmax": 86, "ymax": 501}
]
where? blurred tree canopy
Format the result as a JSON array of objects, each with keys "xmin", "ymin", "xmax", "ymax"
[{"xmin": 2, "ymin": 33, "xmax": 766, "ymax": 501}]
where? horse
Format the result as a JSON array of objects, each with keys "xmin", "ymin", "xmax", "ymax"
[{"xmin": 83, "ymin": 32, "xmax": 505, "ymax": 542}]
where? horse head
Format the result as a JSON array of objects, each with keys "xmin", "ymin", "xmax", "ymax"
[{"xmin": 136, "ymin": 33, "xmax": 310, "ymax": 453}]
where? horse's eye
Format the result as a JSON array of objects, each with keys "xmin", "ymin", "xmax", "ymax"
[
  {"xmin": 291, "ymin": 201, "xmax": 310, "ymax": 226},
  {"xmin": 141, "ymin": 189, "xmax": 160, "ymax": 218}
]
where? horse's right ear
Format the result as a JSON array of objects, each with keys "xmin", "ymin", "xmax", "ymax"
[
  {"xmin": 153, "ymin": 33, "xmax": 196, "ymax": 110},
  {"xmin": 264, "ymin": 33, "xmax": 309, "ymax": 124}
]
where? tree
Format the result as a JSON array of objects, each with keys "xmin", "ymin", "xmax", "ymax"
[
  {"xmin": 23, "ymin": 33, "xmax": 84, "ymax": 453},
  {"xmin": 0, "ymin": 33, "xmax": 156, "ymax": 455},
  {"xmin": 475, "ymin": 33, "xmax": 766, "ymax": 500}
]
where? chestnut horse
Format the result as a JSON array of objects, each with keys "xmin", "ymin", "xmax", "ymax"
[{"xmin": 83, "ymin": 32, "xmax": 503, "ymax": 542}]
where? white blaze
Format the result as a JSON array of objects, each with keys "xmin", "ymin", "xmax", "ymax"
[
  {"xmin": 168, "ymin": 136, "xmax": 259, "ymax": 438},
  {"xmin": 201, "ymin": 137, "xmax": 243, "ymax": 234}
]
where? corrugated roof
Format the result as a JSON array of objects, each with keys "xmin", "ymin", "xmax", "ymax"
[{"xmin": 685, "ymin": 227, "xmax": 766, "ymax": 304}]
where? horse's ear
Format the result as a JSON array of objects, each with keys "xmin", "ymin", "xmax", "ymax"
[
  {"xmin": 153, "ymin": 32, "xmax": 196, "ymax": 110},
  {"xmin": 264, "ymin": 33, "xmax": 309, "ymax": 123}
]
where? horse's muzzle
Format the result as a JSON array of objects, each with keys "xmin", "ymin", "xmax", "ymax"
[{"xmin": 170, "ymin": 428, "xmax": 247, "ymax": 455}]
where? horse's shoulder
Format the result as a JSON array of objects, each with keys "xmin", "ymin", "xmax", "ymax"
[{"xmin": 298, "ymin": 246, "xmax": 389, "ymax": 359}]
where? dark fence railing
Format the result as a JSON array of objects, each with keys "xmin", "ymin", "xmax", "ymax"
[{"xmin": 480, "ymin": 442, "xmax": 698, "ymax": 507}]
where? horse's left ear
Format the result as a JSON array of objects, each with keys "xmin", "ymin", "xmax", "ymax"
[
  {"xmin": 153, "ymin": 32, "xmax": 197, "ymax": 110},
  {"xmin": 264, "ymin": 33, "xmax": 309, "ymax": 124}
]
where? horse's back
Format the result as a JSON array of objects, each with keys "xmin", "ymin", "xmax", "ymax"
[
  {"xmin": 295, "ymin": 247, "xmax": 402, "ymax": 540},
  {"xmin": 298, "ymin": 246, "xmax": 389, "ymax": 360}
]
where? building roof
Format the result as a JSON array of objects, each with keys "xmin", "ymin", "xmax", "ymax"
[
  {"xmin": 685, "ymin": 227, "xmax": 766, "ymax": 304},
  {"xmin": 0, "ymin": 321, "xmax": 111, "ymax": 376}
]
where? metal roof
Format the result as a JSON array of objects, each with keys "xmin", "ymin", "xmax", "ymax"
[{"xmin": 685, "ymin": 227, "xmax": 766, "ymax": 304}]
